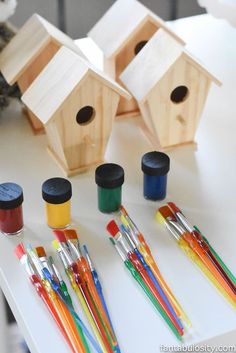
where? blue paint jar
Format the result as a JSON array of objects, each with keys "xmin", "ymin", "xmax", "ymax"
[{"xmin": 141, "ymin": 151, "xmax": 170, "ymax": 201}]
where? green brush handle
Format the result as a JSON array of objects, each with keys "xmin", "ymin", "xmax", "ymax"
[
  {"xmin": 58, "ymin": 281, "xmax": 91, "ymax": 353},
  {"xmin": 194, "ymin": 226, "xmax": 236, "ymax": 285},
  {"xmin": 60, "ymin": 281, "xmax": 73, "ymax": 307},
  {"xmin": 124, "ymin": 260, "xmax": 182, "ymax": 342},
  {"xmin": 74, "ymin": 316, "xmax": 91, "ymax": 353},
  {"xmin": 86, "ymin": 282, "xmax": 116, "ymax": 350}
]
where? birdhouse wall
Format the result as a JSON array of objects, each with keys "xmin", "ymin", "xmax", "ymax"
[
  {"xmin": 115, "ymin": 18, "xmax": 159, "ymax": 116},
  {"xmin": 18, "ymin": 40, "xmax": 59, "ymax": 133},
  {"xmin": 45, "ymin": 75, "xmax": 120, "ymax": 174},
  {"xmin": 140, "ymin": 56, "xmax": 212, "ymax": 148}
]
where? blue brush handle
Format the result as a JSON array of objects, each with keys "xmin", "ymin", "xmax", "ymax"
[
  {"xmin": 91, "ymin": 269, "xmax": 121, "ymax": 353},
  {"xmin": 134, "ymin": 249, "xmax": 184, "ymax": 331},
  {"xmin": 43, "ymin": 268, "xmax": 102, "ymax": 353}
]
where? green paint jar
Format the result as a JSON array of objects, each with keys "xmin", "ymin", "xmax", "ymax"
[{"xmin": 95, "ymin": 163, "xmax": 124, "ymax": 213}]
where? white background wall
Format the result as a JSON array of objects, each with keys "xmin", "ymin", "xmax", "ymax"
[{"xmin": 10, "ymin": 0, "xmax": 205, "ymax": 38}]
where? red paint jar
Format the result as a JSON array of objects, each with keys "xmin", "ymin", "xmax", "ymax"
[{"xmin": 0, "ymin": 183, "xmax": 24, "ymax": 236}]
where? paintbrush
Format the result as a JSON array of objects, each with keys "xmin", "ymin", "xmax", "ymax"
[
  {"xmin": 53, "ymin": 231, "xmax": 113, "ymax": 353},
  {"xmin": 52, "ymin": 239, "xmax": 110, "ymax": 353},
  {"xmin": 15, "ymin": 243, "xmax": 77, "ymax": 353},
  {"xmin": 64, "ymin": 229, "xmax": 118, "ymax": 350},
  {"xmin": 107, "ymin": 220, "xmax": 183, "ymax": 339},
  {"xmin": 120, "ymin": 214, "xmax": 191, "ymax": 328},
  {"xmin": 158, "ymin": 206, "xmax": 236, "ymax": 302},
  {"xmin": 168, "ymin": 202, "xmax": 236, "ymax": 287},
  {"xmin": 156, "ymin": 208, "xmax": 236, "ymax": 309}
]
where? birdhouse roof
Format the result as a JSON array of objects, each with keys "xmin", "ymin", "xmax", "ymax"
[
  {"xmin": 120, "ymin": 29, "xmax": 221, "ymax": 102},
  {"xmin": 0, "ymin": 13, "xmax": 86, "ymax": 85},
  {"xmin": 22, "ymin": 46, "xmax": 130, "ymax": 125},
  {"xmin": 88, "ymin": 0, "xmax": 185, "ymax": 59}
]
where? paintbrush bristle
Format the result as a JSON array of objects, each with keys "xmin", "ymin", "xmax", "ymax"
[
  {"xmin": 52, "ymin": 240, "xmax": 60, "ymax": 251},
  {"xmin": 64, "ymin": 229, "xmax": 78, "ymax": 241},
  {"xmin": 106, "ymin": 220, "xmax": 120, "ymax": 238},
  {"xmin": 15, "ymin": 243, "xmax": 26, "ymax": 260},
  {"xmin": 159, "ymin": 205, "xmax": 175, "ymax": 220},
  {"xmin": 156, "ymin": 210, "xmax": 166, "ymax": 225},
  {"xmin": 168, "ymin": 202, "xmax": 180, "ymax": 214},
  {"xmin": 53, "ymin": 230, "xmax": 66, "ymax": 243},
  {"xmin": 120, "ymin": 205, "xmax": 128, "ymax": 216},
  {"xmin": 109, "ymin": 237, "xmax": 116, "ymax": 246},
  {"xmin": 35, "ymin": 246, "xmax": 46, "ymax": 258}
]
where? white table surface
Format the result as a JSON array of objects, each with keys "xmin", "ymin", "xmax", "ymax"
[{"xmin": 0, "ymin": 14, "xmax": 236, "ymax": 353}]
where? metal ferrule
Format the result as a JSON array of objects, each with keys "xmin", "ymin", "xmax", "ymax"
[
  {"xmin": 176, "ymin": 212, "xmax": 194, "ymax": 233},
  {"xmin": 120, "ymin": 225, "xmax": 136, "ymax": 250},
  {"xmin": 168, "ymin": 219, "xmax": 186, "ymax": 235},
  {"xmin": 111, "ymin": 240, "xmax": 127, "ymax": 262},
  {"xmin": 116, "ymin": 232, "xmax": 132, "ymax": 254},
  {"xmin": 28, "ymin": 251, "xmax": 44, "ymax": 280},
  {"xmin": 82, "ymin": 245, "xmax": 94, "ymax": 271},
  {"xmin": 67, "ymin": 240, "xmax": 82, "ymax": 260},
  {"xmin": 57, "ymin": 248, "xmax": 70, "ymax": 270},
  {"xmin": 126, "ymin": 214, "xmax": 140, "ymax": 235},
  {"xmin": 39, "ymin": 256, "xmax": 54, "ymax": 276},
  {"xmin": 51, "ymin": 262, "xmax": 63, "ymax": 283},
  {"xmin": 20, "ymin": 254, "xmax": 35, "ymax": 277},
  {"xmin": 59, "ymin": 242, "xmax": 74, "ymax": 267},
  {"xmin": 164, "ymin": 221, "xmax": 181, "ymax": 241},
  {"xmin": 124, "ymin": 223, "xmax": 140, "ymax": 248}
]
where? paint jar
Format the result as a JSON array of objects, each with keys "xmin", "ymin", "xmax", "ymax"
[
  {"xmin": 42, "ymin": 177, "xmax": 72, "ymax": 229},
  {"xmin": 0, "ymin": 183, "xmax": 24, "ymax": 236},
  {"xmin": 95, "ymin": 163, "xmax": 124, "ymax": 213},
  {"xmin": 141, "ymin": 151, "xmax": 170, "ymax": 201}
]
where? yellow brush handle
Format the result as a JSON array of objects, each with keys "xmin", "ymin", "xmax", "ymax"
[
  {"xmin": 138, "ymin": 244, "xmax": 192, "ymax": 327},
  {"xmin": 67, "ymin": 269, "xmax": 109, "ymax": 353},
  {"xmin": 42, "ymin": 280, "xmax": 87, "ymax": 353},
  {"xmin": 178, "ymin": 238, "xmax": 236, "ymax": 309}
]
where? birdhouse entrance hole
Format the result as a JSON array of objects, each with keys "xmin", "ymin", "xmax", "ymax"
[
  {"xmin": 134, "ymin": 40, "xmax": 148, "ymax": 55},
  {"xmin": 170, "ymin": 86, "xmax": 189, "ymax": 104},
  {"xmin": 76, "ymin": 106, "xmax": 95, "ymax": 125}
]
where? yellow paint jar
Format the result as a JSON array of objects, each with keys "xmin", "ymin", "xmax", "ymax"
[{"xmin": 42, "ymin": 177, "xmax": 72, "ymax": 229}]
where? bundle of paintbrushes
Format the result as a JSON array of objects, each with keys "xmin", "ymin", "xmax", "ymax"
[
  {"xmin": 106, "ymin": 205, "xmax": 190, "ymax": 342},
  {"xmin": 156, "ymin": 202, "xmax": 236, "ymax": 308},
  {"xmin": 15, "ymin": 243, "xmax": 101, "ymax": 353},
  {"xmin": 52, "ymin": 229, "xmax": 120, "ymax": 353}
]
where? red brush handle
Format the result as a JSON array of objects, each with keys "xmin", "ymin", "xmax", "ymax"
[
  {"xmin": 183, "ymin": 232, "xmax": 236, "ymax": 298},
  {"xmin": 127, "ymin": 252, "xmax": 183, "ymax": 336},
  {"xmin": 30, "ymin": 275, "xmax": 76, "ymax": 353},
  {"xmin": 77, "ymin": 257, "xmax": 116, "ymax": 344},
  {"xmin": 192, "ymin": 230, "xmax": 236, "ymax": 293},
  {"xmin": 71, "ymin": 263, "xmax": 114, "ymax": 353}
]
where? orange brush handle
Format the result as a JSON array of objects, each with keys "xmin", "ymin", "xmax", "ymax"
[
  {"xmin": 56, "ymin": 295, "xmax": 87, "ymax": 353},
  {"xmin": 31, "ymin": 275, "xmax": 76, "ymax": 353},
  {"xmin": 137, "ymin": 234, "xmax": 152, "ymax": 256},
  {"xmin": 77, "ymin": 257, "xmax": 116, "ymax": 345},
  {"xmin": 144, "ymin": 257, "xmax": 181, "ymax": 317},
  {"xmin": 183, "ymin": 232, "xmax": 236, "ymax": 301},
  {"xmin": 71, "ymin": 263, "xmax": 114, "ymax": 353}
]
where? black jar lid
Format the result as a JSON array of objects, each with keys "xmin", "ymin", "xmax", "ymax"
[
  {"xmin": 141, "ymin": 151, "xmax": 170, "ymax": 176},
  {"xmin": 42, "ymin": 177, "xmax": 72, "ymax": 204},
  {"xmin": 95, "ymin": 163, "xmax": 124, "ymax": 189},
  {"xmin": 0, "ymin": 183, "xmax": 24, "ymax": 210}
]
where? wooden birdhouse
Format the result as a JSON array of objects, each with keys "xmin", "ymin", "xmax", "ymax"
[
  {"xmin": 88, "ymin": 0, "xmax": 185, "ymax": 118},
  {"xmin": 120, "ymin": 29, "xmax": 221, "ymax": 149},
  {"xmin": 22, "ymin": 46, "xmax": 131, "ymax": 176},
  {"xmin": 0, "ymin": 14, "xmax": 85, "ymax": 134}
]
